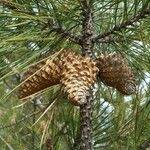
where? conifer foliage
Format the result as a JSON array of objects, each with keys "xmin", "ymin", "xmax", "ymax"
[{"xmin": 0, "ymin": 0, "xmax": 149, "ymax": 149}]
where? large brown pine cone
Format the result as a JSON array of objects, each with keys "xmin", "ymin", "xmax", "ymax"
[
  {"xmin": 19, "ymin": 50, "xmax": 75, "ymax": 99},
  {"xmin": 19, "ymin": 50, "xmax": 98, "ymax": 106},
  {"xmin": 96, "ymin": 52, "xmax": 136, "ymax": 95},
  {"xmin": 60, "ymin": 56, "xmax": 98, "ymax": 105}
]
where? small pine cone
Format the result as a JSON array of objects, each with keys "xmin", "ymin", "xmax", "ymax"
[
  {"xmin": 60, "ymin": 56, "xmax": 98, "ymax": 106},
  {"xmin": 96, "ymin": 52, "xmax": 136, "ymax": 95},
  {"xmin": 19, "ymin": 50, "xmax": 75, "ymax": 99}
]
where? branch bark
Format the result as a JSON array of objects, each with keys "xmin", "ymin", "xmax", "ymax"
[
  {"xmin": 79, "ymin": 0, "xmax": 94, "ymax": 150},
  {"xmin": 81, "ymin": 0, "xmax": 94, "ymax": 58},
  {"xmin": 93, "ymin": 8, "xmax": 150, "ymax": 42},
  {"xmin": 49, "ymin": 25, "xmax": 82, "ymax": 45}
]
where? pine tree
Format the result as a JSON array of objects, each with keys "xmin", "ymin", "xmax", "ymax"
[{"xmin": 0, "ymin": 0, "xmax": 150, "ymax": 150}]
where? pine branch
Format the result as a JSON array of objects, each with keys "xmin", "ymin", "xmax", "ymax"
[
  {"xmin": 97, "ymin": 38, "xmax": 125, "ymax": 44},
  {"xmin": 137, "ymin": 138, "xmax": 150, "ymax": 150},
  {"xmin": 93, "ymin": 8, "xmax": 150, "ymax": 42},
  {"xmin": 0, "ymin": 111, "xmax": 40, "ymax": 129},
  {"xmin": 0, "ymin": 0, "xmax": 33, "ymax": 15},
  {"xmin": 1, "ymin": 1, "xmax": 82, "ymax": 45},
  {"xmin": 79, "ymin": 0, "xmax": 94, "ymax": 150},
  {"xmin": 50, "ymin": 25, "xmax": 82, "ymax": 45},
  {"xmin": 0, "ymin": 0, "xmax": 22, "ymax": 10},
  {"xmin": 46, "ymin": 135, "xmax": 53, "ymax": 150},
  {"xmin": 45, "ymin": 21, "xmax": 82, "ymax": 45},
  {"xmin": 32, "ymin": 99, "xmax": 37, "ymax": 149},
  {"xmin": 0, "ymin": 96, "xmax": 56, "ymax": 130}
]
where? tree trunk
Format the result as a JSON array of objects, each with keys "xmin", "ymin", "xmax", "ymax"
[{"xmin": 79, "ymin": 0, "xmax": 94, "ymax": 150}]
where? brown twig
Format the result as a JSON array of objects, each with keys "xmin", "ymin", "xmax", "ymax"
[
  {"xmin": 137, "ymin": 138, "xmax": 150, "ymax": 150},
  {"xmin": 46, "ymin": 135, "xmax": 53, "ymax": 150},
  {"xmin": 49, "ymin": 25, "xmax": 82, "ymax": 45},
  {"xmin": 93, "ymin": 8, "xmax": 150, "ymax": 42}
]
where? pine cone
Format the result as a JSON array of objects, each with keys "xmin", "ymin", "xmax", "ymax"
[
  {"xmin": 19, "ymin": 50, "xmax": 98, "ymax": 106},
  {"xmin": 60, "ymin": 56, "xmax": 98, "ymax": 106},
  {"xmin": 96, "ymin": 52, "xmax": 136, "ymax": 95},
  {"xmin": 19, "ymin": 50, "xmax": 75, "ymax": 99}
]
